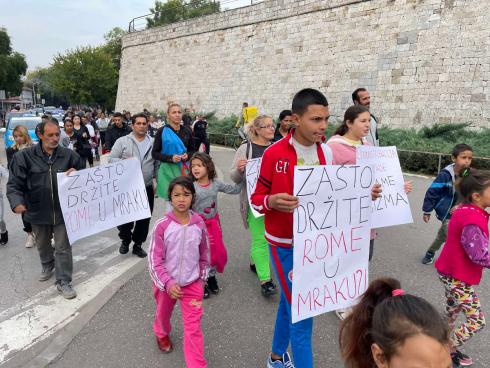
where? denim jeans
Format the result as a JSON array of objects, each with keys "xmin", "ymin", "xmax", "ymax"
[{"xmin": 269, "ymin": 245, "xmax": 313, "ymax": 368}]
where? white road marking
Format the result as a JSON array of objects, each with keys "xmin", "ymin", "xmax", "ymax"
[
  {"xmin": 0, "ymin": 256, "xmax": 142, "ymax": 364},
  {"xmin": 0, "ymin": 251, "xmax": 121, "ymax": 322}
]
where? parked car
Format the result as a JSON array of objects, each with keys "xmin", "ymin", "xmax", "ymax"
[
  {"xmin": 5, "ymin": 111, "xmax": 36, "ymax": 126},
  {"xmin": 2, "ymin": 116, "xmax": 41, "ymax": 148},
  {"xmin": 51, "ymin": 114, "xmax": 64, "ymax": 127}
]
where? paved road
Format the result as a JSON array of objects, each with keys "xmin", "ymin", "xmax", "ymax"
[
  {"xmin": 42, "ymin": 147, "xmax": 490, "ymax": 368},
  {"xmin": 0, "ymin": 145, "xmax": 158, "ymax": 367}
]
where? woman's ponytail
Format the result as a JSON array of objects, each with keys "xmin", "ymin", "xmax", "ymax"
[{"xmin": 456, "ymin": 167, "xmax": 490, "ymax": 203}]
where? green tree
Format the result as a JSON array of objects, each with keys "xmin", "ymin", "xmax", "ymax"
[
  {"xmin": 0, "ymin": 28, "xmax": 28, "ymax": 96},
  {"xmin": 26, "ymin": 67, "xmax": 68, "ymax": 107},
  {"xmin": 102, "ymin": 27, "xmax": 126, "ymax": 71},
  {"xmin": 49, "ymin": 46, "xmax": 118, "ymax": 109},
  {"xmin": 146, "ymin": 0, "xmax": 220, "ymax": 28}
]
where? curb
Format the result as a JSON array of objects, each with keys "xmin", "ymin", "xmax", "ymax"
[{"xmin": 6, "ymin": 259, "xmax": 147, "ymax": 368}]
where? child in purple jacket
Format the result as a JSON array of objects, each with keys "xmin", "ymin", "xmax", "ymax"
[{"xmin": 148, "ymin": 176, "xmax": 209, "ymax": 368}]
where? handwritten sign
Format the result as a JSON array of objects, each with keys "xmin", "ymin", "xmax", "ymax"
[
  {"xmin": 357, "ymin": 146, "xmax": 413, "ymax": 228},
  {"xmin": 57, "ymin": 158, "xmax": 152, "ymax": 244},
  {"xmin": 246, "ymin": 158, "xmax": 263, "ymax": 218},
  {"xmin": 292, "ymin": 165, "xmax": 374, "ymax": 323}
]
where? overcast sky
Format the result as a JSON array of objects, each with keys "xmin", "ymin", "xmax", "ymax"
[{"xmin": 0, "ymin": 0, "xmax": 253, "ymax": 71}]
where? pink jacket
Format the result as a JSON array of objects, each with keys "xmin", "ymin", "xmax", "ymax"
[
  {"xmin": 327, "ymin": 134, "xmax": 369, "ymax": 165},
  {"xmin": 327, "ymin": 135, "xmax": 375, "ymax": 239},
  {"xmin": 149, "ymin": 211, "xmax": 210, "ymax": 291},
  {"xmin": 435, "ymin": 204, "xmax": 490, "ymax": 285}
]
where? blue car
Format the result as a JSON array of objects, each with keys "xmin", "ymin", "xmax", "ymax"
[{"xmin": 3, "ymin": 116, "xmax": 41, "ymax": 148}]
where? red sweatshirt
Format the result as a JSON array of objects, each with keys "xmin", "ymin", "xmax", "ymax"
[{"xmin": 250, "ymin": 129, "xmax": 332, "ymax": 247}]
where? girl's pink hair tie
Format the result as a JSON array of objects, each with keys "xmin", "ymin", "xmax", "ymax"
[{"xmin": 392, "ymin": 289, "xmax": 405, "ymax": 297}]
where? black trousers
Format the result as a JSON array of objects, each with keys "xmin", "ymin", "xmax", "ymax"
[
  {"xmin": 117, "ymin": 185, "xmax": 154, "ymax": 245},
  {"xmin": 195, "ymin": 136, "xmax": 210, "ymax": 154},
  {"xmin": 22, "ymin": 213, "xmax": 32, "ymax": 233}
]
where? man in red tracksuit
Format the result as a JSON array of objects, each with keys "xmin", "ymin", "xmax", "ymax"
[{"xmin": 252, "ymin": 89, "xmax": 381, "ymax": 368}]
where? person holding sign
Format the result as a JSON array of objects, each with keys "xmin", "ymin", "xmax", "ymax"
[
  {"xmin": 340, "ymin": 278, "xmax": 452, "ymax": 368},
  {"xmin": 7, "ymin": 119, "xmax": 85, "ymax": 299},
  {"xmin": 152, "ymin": 103, "xmax": 195, "ymax": 208},
  {"xmin": 328, "ymin": 105, "xmax": 413, "ymax": 259},
  {"xmin": 328, "ymin": 105, "xmax": 412, "ymax": 320},
  {"xmin": 251, "ymin": 89, "xmax": 382, "ymax": 368},
  {"xmin": 109, "ymin": 113, "xmax": 157, "ymax": 258},
  {"xmin": 230, "ymin": 115, "xmax": 277, "ymax": 296}
]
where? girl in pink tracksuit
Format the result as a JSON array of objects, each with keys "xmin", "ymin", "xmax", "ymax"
[{"xmin": 148, "ymin": 176, "xmax": 210, "ymax": 368}]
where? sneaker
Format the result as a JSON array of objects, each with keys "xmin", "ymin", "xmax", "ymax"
[
  {"xmin": 267, "ymin": 352, "xmax": 295, "ymax": 368},
  {"xmin": 455, "ymin": 350, "xmax": 473, "ymax": 366},
  {"xmin": 132, "ymin": 243, "xmax": 147, "ymax": 258},
  {"xmin": 39, "ymin": 265, "xmax": 54, "ymax": 282},
  {"xmin": 261, "ymin": 281, "xmax": 278, "ymax": 297},
  {"xmin": 250, "ymin": 264, "xmax": 257, "ymax": 274},
  {"xmin": 156, "ymin": 335, "xmax": 173, "ymax": 353},
  {"xmin": 57, "ymin": 282, "xmax": 77, "ymax": 299},
  {"xmin": 119, "ymin": 240, "xmax": 130, "ymax": 255},
  {"xmin": 335, "ymin": 307, "xmax": 353, "ymax": 321},
  {"xmin": 421, "ymin": 251, "xmax": 435, "ymax": 265},
  {"xmin": 207, "ymin": 276, "xmax": 219, "ymax": 294},
  {"xmin": 51, "ymin": 237, "xmax": 55, "ymax": 248},
  {"xmin": 203, "ymin": 284, "xmax": 210, "ymax": 299},
  {"xmin": 0, "ymin": 231, "xmax": 8, "ymax": 245},
  {"xmin": 25, "ymin": 233, "xmax": 35, "ymax": 248}
]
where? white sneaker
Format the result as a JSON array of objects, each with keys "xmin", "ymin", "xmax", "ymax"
[
  {"xmin": 25, "ymin": 233, "xmax": 35, "ymax": 248},
  {"xmin": 335, "ymin": 307, "xmax": 353, "ymax": 321},
  {"xmin": 51, "ymin": 238, "xmax": 55, "ymax": 248}
]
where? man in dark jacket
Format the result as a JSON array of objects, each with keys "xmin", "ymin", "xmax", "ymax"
[
  {"xmin": 192, "ymin": 115, "xmax": 210, "ymax": 154},
  {"xmin": 7, "ymin": 119, "xmax": 85, "ymax": 299},
  {"xmin": 104, "ymin": 112, "xmax": 132, "ymax": 151}
]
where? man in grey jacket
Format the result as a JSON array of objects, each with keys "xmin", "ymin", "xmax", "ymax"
[
  {"xmin": 7, "ymin": 119, "xmax": 85, "ymax": 299},
  {"xmin": 109, "ymin": 113, "xmax": 157, "ymax": 258}
]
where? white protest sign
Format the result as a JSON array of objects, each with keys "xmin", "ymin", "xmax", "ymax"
[
  {"xmin": 57, "ymin": 158, "xmax": 151, "ymax": 244},
  {"xmin": 292, "ymin": 165, "xmax": 374, "ymax": 323},
  {"xmin": 357, "ymin": 146, "xmax": 413, "ymax": 228},
  {"xmin": 245, "ymin": 158, "xmax": 263, "ymax": 218}
]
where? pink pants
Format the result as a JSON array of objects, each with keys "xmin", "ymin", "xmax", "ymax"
[{"xmin": 153, "ymin": 280, "xmax": 206, "ymax": 368}]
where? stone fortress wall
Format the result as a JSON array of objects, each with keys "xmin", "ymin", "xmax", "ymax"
[{"xmin": 116, "ymin": 0, "xmax": 490, "ymax": 128}]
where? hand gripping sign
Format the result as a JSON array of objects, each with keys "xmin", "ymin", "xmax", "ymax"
[
  {"xmin": 292, "ymin": 165, "xmax": 374, "ymax": 323},
  {"xmin": 356, "ymin": 146, "xmax": 413, "ymax": 229},
  {"xmin": 245, "ymin": 158, "xmax": 263, "ymax": 218},
  {"xmin": 57, "ymin": 158, "xmax": 152, "ymax": 244}
]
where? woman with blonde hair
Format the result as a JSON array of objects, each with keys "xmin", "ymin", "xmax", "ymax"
[
  {"xmin": 6, "ymin": 125, "xmax": 34, "ymax": 247},
  {"xmin": 152, "ymin": 103, "xmax": 195, "ymax": 207},
  {"xmin": 231, "ymin": 115, "xmax": 277, "ymax": 296}
]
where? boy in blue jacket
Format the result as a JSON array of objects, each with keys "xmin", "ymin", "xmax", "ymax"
[{"xmin": 421, "ymin": 143, "xmax": 473, "ymax": 264}]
